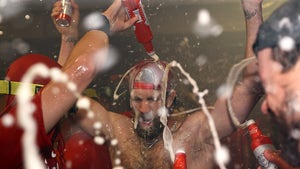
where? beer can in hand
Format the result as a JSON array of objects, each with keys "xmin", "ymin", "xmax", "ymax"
[{"xmin": 55, "ymin": 0, "xmax": 72, "ymax": 27}]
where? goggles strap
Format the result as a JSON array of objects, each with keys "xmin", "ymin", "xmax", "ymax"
[
  {"xmin": 0, "ymin": 80, "xmax": 98, "ymax": 97},
  {"xmin": 0, "ymin": 80, "xmax": 44, "ymax": 95}
]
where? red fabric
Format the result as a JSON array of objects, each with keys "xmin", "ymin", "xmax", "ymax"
[
  {"xmin": 133, "ymin": 82, "xmax": 158, "ymax": 89},
  {"xmin": 0, "ymin": 93, "xmax": 65, "ymax": 169},
  {"xmin": 0, "ymin": 87, "xmax": 113, "ymax": 169},
  {"xmin": 64, "ymin": 131, "xmax": 112, "ymax": 169},
  {"xmin": 0, "ymin": 53, "xmax": 113, "ymax": 169},
  {"xmin": 4, "ymin": 53, "xmax": 61, "ymax": 109}
]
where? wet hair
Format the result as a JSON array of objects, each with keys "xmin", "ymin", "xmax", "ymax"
[
  {"xmin": 128, "ymin": 59, "xmax": 176, "ymax": 93},
  {"xmin": 272, "ymin": 45, "xmax": 300, "ymax": 72},
  {"xmin": 253, "ymin": 0, "xmax": 300, "ymax": 71}
]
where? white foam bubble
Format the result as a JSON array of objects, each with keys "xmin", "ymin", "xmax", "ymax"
[
  {"xmin": 214, "ymin": 146, "xmax": 230, "ymax": 166},
  {"xmin": 111, "ymin": 139, "xmax": 118, "ymax": 146},
  {"xmin": 94, "ymin": 136, "xmax": 105, "ymax": 145},
  {"xmin": 193, "ymin": 9, "xmax": 223, "ymax": 38},
  {"xmin": 1, "ymin": 114, "xmax": 14, "ymax": 127},
  {"xmin": 82, "ymin": 11, "xmax": 106, "ymax": 30},
  {"xmin": 279, "ymin": 36, "xmax": 295, "ymax": 52},
  {"xmin": 93, "ymin": 121, "xmax": 102, "ymax": 130},
  {"xmin": 76, "ymin": 97, "xmax": 91, "ymax": 110}
]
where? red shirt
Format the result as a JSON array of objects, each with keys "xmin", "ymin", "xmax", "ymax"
[
  {"xmin": 0, "ymin": 92, "xmax": 64, "ymax": 169},
  {"xmin": 0, "ymin": 91, "xmax": 113, "ymax": 169},
  {"xmin": 64, "ymin": 131, "xmax": 112, "ymax": 169}
]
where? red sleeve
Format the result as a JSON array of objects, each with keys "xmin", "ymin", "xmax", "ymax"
[{"xmin": 0, "ymin": 92, "xmax": 53, "ymax": 169}]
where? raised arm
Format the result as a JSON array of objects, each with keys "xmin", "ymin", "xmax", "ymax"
[
  {"xmin": 41, "ymin": 30, "xmax": 109, "ymax": 132},
  {"xmin": 213, "ymin": 0, "xmax": 264, "ymax": 137},
  {"xmin": 70, "ymin": 0, "xmax": 138, "ymax": 137},
  {"xmin": 51, "ymin": 0, "xmax": 80, "ymax": 66}
]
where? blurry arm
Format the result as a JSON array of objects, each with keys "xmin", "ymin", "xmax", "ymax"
[
  {"xmin": 55, "ymin": 0, "xmax": 138, "ymax": 136},
  {"xmin": 74, "ymin": 97, "xmax": 115, "ymax": 139},
  {"xmin": 41, "ymin": 30, "xmax": 109, "ymax": 132},
  {"xmin": 262, "ymin": 150, "xmax": 300, "ymax": 169},
  {"xmin": 51, "ymin": 0, "xmax": 80, "ymax": 66},
  {"xmin": 213, "ymin": 0, "xmax": 264, "ymax": 137}
]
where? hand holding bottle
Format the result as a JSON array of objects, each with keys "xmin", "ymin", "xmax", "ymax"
[
  {"xmin": 102, "ymin": 0, "xmax": 138, "ymax": 34},
  {"xmin": 257, "ymin": 150, "xmax": 300, "ymax": 169},
  {"xmin": 51, "ymin": 0, "xmax": 79, "ymax": 41}
]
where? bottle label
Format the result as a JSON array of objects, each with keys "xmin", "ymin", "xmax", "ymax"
[
  {"xmin": 133, "ymin": 9, "xmax": 142, "ymax": 23},
  {"xmin": 137, "ymin": 1, "xmax": 149, "ymax": 25},
  {"xmin": 253, "ymin": 144, "xmax": 278, "ymax": 169}
]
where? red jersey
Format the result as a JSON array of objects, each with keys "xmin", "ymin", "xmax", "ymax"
[
  {"xmin": 0, "ymin": 91, "xmax": 113, "ymax": 169},
  {"xmin": 0, "ymin": 92, "xmax": 65, "ymax": 169}
]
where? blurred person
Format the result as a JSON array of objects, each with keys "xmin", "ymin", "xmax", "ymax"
[
  {"xmin": 253, "ymin": 0, "xmax": 300, "ymax": 168},
  {"xmin": 0, "ymin": 0, "xmax": 137, "ymax": 168},
  {"xmin": 0, "ymin": 30, "xmax": 109, "ymax": 169}
]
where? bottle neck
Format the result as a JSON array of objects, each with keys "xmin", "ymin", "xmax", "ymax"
[{"xmin": 247, "ymin": 123, "xmax": 263, "ymax": 139}]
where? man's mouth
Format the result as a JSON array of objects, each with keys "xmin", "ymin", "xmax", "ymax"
[{"xmin": 139, "ymin": 118, "xmax": 153, "ymax": 128}]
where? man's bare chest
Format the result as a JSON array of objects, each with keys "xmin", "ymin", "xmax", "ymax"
[{"xmin": 110, "ymin": 137, "xmax": 173, "ymax": 169}]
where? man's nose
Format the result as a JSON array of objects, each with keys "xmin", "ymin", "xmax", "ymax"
[{"xmin": 139, "ymin": 100, "xmax": 151, "ymax": 113}]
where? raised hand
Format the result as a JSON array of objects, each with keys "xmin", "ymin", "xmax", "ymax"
[
  {"xmin": 102, "ymin": 0, "xmax": 138, "ymax": 34},
  {"xmin": 51, "ymin": 0, "xmax": 79, "ymax": 41}
]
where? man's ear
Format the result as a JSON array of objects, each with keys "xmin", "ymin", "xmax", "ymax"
[{"xmin": 166, "ymin": 90, "xmax": 176, "ymax": 108}]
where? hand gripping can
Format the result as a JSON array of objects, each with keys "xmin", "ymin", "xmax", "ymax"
[
  {"xmin": 173, "ymin": 149, "xmax": 187, "ymax": 169},
  {"xmin": 122, "ymin": 0, "xmax": 155, "ymax": 56},
  {"xmin": 55, "ymin": 0, "xmax": 72, "ymax": 27},
  {"xmin": 245, "ymin": 119, "xmax": 278, "ymax": 169}
]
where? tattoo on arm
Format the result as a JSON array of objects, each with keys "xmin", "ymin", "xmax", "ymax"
[{"xmin": 244, "ymin": 9, "xmax": 257, "ymax": 20}]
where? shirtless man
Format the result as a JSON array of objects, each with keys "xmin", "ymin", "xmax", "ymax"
[{"xmin": 74, "ymin": 0, "xmax": 263, "ymax": 168}]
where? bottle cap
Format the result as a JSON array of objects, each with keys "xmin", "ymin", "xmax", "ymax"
[
  {"xmin": 244, "ymin": 119, "xmax": 255, "ymax": 127},
  {"xmin": 175, "ymin": 149, "xmax": 186, "ymax": 154}
]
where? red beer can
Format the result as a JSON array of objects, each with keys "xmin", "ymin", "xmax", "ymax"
[
  {"xmin": 173, "ymin": 149, "xmax": 187, "ymax": 169},
  {"xmin": 55, "ymin": 0, "xmax": 72, "ymax": 27}
]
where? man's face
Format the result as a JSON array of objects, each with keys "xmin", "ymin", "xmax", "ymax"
[
  {"xmin": 258, "ymin": 48, "xmax": 300, "ymax": 132},
  {"xmin": 130, "ymin": 88, "xmax": 164, "ymax": 141}
]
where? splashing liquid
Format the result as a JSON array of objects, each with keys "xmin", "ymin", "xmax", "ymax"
[
  {"xmin": 225, "ymin": 56, "xmax": 257, "ymax": 127},
  {"xmin": 164, "ymin": 61, "xmax": 229, "ymax": 168}
]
